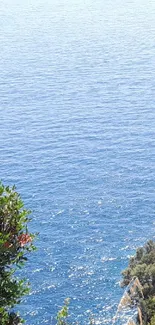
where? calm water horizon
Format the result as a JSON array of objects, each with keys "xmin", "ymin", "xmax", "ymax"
[{"xmin": 0, "ymin": 0, "xmax": 155, "ymax": 323}]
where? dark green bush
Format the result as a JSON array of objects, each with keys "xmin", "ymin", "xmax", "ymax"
[
  {"xmin": 121, "ymin": 241, "xmax": 155, "ymax": 325},
  {"xmin": 0, "ymin": 183, "xmax": 36, "ymax": 324}
]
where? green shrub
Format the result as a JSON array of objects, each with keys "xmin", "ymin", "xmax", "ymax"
[
  {"xmin": 0, "ymin": 183, "xmax": 36, "ymax": 324},
  {"xmin": 149, "ymin": 315, "xmax": 155, "ymax": 325},
  {"xmin": 121, "ymin": 241, "xmax": 155, "ymax": 325},
  {"xmin": 56, "ymin": 298, "xmax": 70, "ymax": 325}
]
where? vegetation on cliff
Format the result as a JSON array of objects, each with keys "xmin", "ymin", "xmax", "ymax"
[
  {"xmin": 0, "ymin": 183, "xmax": 35, "ymax": 324},
  {"xmin": 121, "ymin": 240, "xmax": 155, "ymax": 325}
]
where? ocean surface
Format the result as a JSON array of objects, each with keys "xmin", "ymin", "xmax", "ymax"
[{"xmin": 0, "ymin": 0, "xmax": 155, "ymax": 324}]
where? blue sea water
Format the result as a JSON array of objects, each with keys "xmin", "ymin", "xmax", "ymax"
[{"xmin": 0, "ymin": 0, "xmax": 155, "ymax": 323}]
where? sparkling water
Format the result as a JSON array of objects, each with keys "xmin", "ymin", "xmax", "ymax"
[{"xmin": 0, "ymin": 0, "xmax": 155, "ymax": 323}]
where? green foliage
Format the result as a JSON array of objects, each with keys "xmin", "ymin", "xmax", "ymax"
[
  {"xmin": 0, "ymin": 183, "xmax": 36, "ymax": 324},
  {"xmin": 121, "ymin": 241, "xmax": 155, "ymax": 290},
  {"xmin": 149, "ymin": 315, "xmax": 155, "ymax": 325},
  {"xmin": 121, "ymin": 240, "xmax": 155, "ymax": 325},
  {"xmin": 56, "ymin": 299, "xmax": 96, "ymax": 325},
  {"xmin": 56, "ymin": 298, "xmax": 70, "ymax": 325}
]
